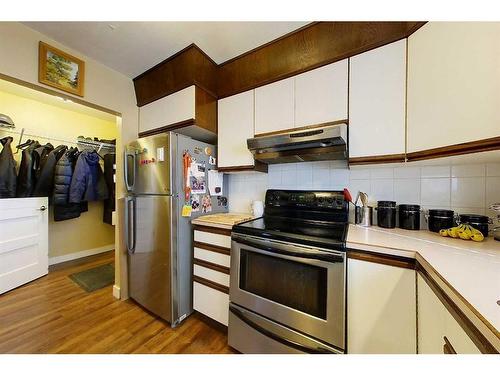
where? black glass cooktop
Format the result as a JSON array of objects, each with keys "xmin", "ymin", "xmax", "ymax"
[{"xmin": 232, "ymin": 216, "xmax": 348, "ymax": 251}]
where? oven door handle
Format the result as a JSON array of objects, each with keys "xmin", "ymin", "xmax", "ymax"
[
  {"xmin": 232, "ymin": 235, "xmax": 344, "ymax": 263},
  {"xmin": 229, "ymin": 305, "xmax": 336, "ymax": 354}
]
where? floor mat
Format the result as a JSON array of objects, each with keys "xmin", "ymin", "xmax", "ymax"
[{"xmin": 69, "ymin": 263, "xmax": 115, "ymax": 292}]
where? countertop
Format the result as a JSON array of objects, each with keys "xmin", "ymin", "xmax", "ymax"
[
  {"xmin": 347, "ymin": 224, "xmax": 500, "ymax": 347},
  {"xmin": 191, "ymin": 213, "xmax": 254, "ymax": 230}
]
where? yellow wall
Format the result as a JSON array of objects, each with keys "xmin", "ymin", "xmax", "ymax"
[{"xmin": 0, "ymin": 89, "xmax": 117, "ymax": 259}]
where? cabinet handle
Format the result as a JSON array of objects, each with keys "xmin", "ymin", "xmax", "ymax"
[
  {"xmin": 37, "ymin": 205, "xmax": 47, "ymax": 211},
  {"xmin": 443, "ymin": 336, "xmax": 457, "ymax": 354}
]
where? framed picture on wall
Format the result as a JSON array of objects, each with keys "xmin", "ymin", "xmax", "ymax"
[{"xmin": 38, "ymin": 41, "xmax": 85, "ymax": 97}]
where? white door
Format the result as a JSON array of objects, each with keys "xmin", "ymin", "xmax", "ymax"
[
  {"xmin": 218, "ymin": 90, "xmax": 255, "ymax": 168},
  {"xmin": 254, "ymin": 77, "xmax": 295, "ymax": 135},
  {"xmin": 0, "ymin": 197, "xmax": 48, "ymax": 294},
  {"xmin": 295, "ymin": 59, "xmax": 348, "ymax": 128},
  {"xmin": 349, "ymin": 40, "xmax": 406, "ymax": 158}
]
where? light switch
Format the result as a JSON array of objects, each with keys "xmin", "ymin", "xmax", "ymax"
[{"xmin": 157, "ymin": 147, "xmax": 165, "ymax": 162}]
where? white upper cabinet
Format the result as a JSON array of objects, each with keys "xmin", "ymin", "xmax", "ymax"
[
  {"xmin": 349, "ymin": 40, "xmax": 407, "ymax": 158},
  {"xmin": 218, "ymin": 90, "xmax": 255, "ymax": 168},
  {"xmin": 407, "ymin": 22, "xmax": 500, "ymax": 153},
  {"xmin": 295, "ymin": 59, "xmax": 348, "ymax": 128},
  {"xmin": 254, "ymin": 77, "xmax": 295, "ymax": 135},
  {"xmin": 139, "ymin": 85, "xmax": 195, "ymax": 133}
]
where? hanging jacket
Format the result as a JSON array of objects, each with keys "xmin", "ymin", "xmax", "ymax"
[
  {"xmin": 53, "ymin": 148, "xmax": 86, "ymax": 221},
  {"xmin": 69, "ymin": 150, "xmax": 109, "ymax": 203},
  {"xmin": 33, "ymin": 144, "xmax": 67, "ymax": 198},
  {"xmin": 34, "ymin": 143, "xmax": 54, "ymax": 181},
  {"xmin": 16, "ymin": 141, "xmax": 40, "ymax": 197},
  {"xmin": 0, "ymin": 137, "xmax": 17, "ymax": 198},
  {"xmin": 103, "ymin": 153, "xmax": 116, "ymax": 225}
]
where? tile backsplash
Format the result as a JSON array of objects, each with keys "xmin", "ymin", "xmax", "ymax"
[{"xmin": 227, "ymin": 161, "xmax": 500, "ymax": 220}]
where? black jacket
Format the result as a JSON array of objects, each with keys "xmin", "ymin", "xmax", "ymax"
[
  {"xmin": 33, "ymin": 144, "xmax": 67, "ymax": 198},
  {"xmin": 103, "ymin": 153, "xmax": 116, "ymax": 225},
  {"xmin": 16, "ymin": 141, "xmax": 40, "ymax": 197},
  {"xmin": 53, "ymin": 148, "xmax": 87, "ymax": 222},
  {"xmin": 69, "ymin": 150, "xmax": 108, "ymax": 203},
  {"xmin": 0, "ymin": 137, "xmax": 17, "ymax": 198}
]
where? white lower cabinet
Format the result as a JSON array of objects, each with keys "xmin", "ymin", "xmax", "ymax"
[
  {"xmin": 417, "ymin": 273, "xmax": 480, "ymax": 354},
  {"xmin": 347, "ymin": 258, "xmax": 417, "ymax": 353},
  {"xmin": 193, "ymin": 282, "xmax": 229, "ymax": 326}
]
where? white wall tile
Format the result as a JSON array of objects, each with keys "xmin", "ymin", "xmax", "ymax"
[
  {"xmin": 451, "ymin": 164, "xmax": 486, "ymax": 177},
  {"xmin": 421, "ymin": 178, "xmax": 450, "ymax": 206},
  {"xmin": 486, "ymin": 176, "xmax": 500, "ymax": 207},
  {"xmin": 452, "ymin": 207, "xmax": 486, "ymax": 216},
  {"xmin": 394, "ymin": 166, "xmax": 421, "ymax": 179},
  {"xmin": 421, "ymin": 165, "xmax": 451, "ymax": 178},
  {"xmin": 281, "ymin": 168, "xmax": 298, "ymax": 189},
  {"xmin": 394, "ymin": 179, "xmax": 421, "ymax": 204},
  {"xmin": 312, "ymin": 168, "xmax": 331, "ymax": 189},
  {"xmin": 451, "ymin": 177, "xmax": 485, "ymax": 208},
  {"xmin": 331, "ymin": 169, "xmax": 349, "ymax": 187},
  {"xmin": 370, "ymin": 179, "xmax": 394, "ymax": 202},
  {"xmin": 296, "ymin": 168, "xmax": 313, "ymax": 190},
  {"xmin": 370, "ymin": 167, "xmax": 394, "ymax": 179},
  {"xmin": 486, "ymin": 163, "xmax": 500, "ymax": 177},
  {"xmin": 349, "ymin": 168, "xmax": 370, "ymax": 180},
  {"xmin": 268, "ymin": 168, "xmax": 281, "ymax": 189},
  {"xmin": 348, "ymin": 179, "xmax": 371, "ymax": 199}
]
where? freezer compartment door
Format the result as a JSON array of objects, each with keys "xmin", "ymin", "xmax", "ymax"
[
  {"xmin": 127, "ymin": 195, "xmax": 173, "ymax": 323},
  {"xmin": 126, "ymin": 134, "xmax": 171, "ymax": 195}
]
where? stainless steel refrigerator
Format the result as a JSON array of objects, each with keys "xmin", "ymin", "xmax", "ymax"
[{"xmin": 124, "ymin": 132, "xmax": 228, "ymax": 327}]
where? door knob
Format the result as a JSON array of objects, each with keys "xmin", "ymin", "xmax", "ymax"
[{"xmin": 38, "ymin": 205, "xmax": 47, "ymax": 211}]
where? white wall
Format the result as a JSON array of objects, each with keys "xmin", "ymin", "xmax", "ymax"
[
  {"xmin": 0, "ymin": 22, "xmax": 138, "ymax": 295},
  {"xmin": 228, "ymin": 161, "xmax": 500, "ymax": 222}
]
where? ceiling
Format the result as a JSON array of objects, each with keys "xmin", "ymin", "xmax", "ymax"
[{"xmin": 23, "ymin": 22, "xmax": 309, "ymax": 78}]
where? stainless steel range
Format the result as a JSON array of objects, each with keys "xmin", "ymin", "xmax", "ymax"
[{"xmin": 229, "ymin": 189, "xmax": 349, "ymax": 354}]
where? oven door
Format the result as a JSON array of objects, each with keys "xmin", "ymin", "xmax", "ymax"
[{"xmin": 230, "ymin": 234, "xmax": 345, "ymax": 350}]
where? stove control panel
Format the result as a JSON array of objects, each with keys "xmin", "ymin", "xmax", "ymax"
[{"xmin": 265, "ymin": 190, "xmax": 346, "ymax": 210}]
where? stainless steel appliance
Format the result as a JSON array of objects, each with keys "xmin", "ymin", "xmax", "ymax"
[
  {"xmin": 124, "ymin": 132, "xmax": 227, "ymax": 327},
  {"xmin": 246, "ymin": 123, "xmax": 348, "ymax": 164},
  {"xmin": 229, "ymin": 190, "xmax": 349, "ymax": 354}
]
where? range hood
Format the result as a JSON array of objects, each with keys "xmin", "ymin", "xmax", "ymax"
[{"xmin": 247, "ymin": 123, "xmax": 348, "ymax": 164}]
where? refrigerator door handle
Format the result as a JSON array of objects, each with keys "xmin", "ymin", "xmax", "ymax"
[
  {"xmin": 125, "ymin": 196, "xmax": 136, "ymax": 254},
  {"xmin": 124, "ymin": 149, "xmax": 136, "ymax": 192}
]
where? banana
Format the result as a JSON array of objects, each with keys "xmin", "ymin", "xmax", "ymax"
[
  {"xmin": 459, "ymin": 230, "xmax": 471, "ymax": 240},
  {"xmin": 439, "ymin": 229, "xmax": 449, "ymax": 237},
  {"xmin": 447, "ymin": 227, "xmax": 459, "ymax": 238},
  {"xmin": 438, "ymin": 224, "xmax": 484, "ymax": 242}
]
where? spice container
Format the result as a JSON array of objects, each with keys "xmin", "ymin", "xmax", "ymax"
[
  {"xmin": 426, "ymin": 209, "xmax": 455, "ymax": 233},
  {"xmin": 398, "ymin": 204, "xmax": 421, "ymax": 230},
  {"xmin": 458, "ymin": 214, "xmax": 490, "ymax": 237},
  {"xmin": 376, "ymin": 201, "xmax": 397, "ymax": 229}
]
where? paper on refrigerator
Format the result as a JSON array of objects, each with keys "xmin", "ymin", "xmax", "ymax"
[{"xmin": 208, "ymin": 170, "xmax": 223, "ymax": 196}]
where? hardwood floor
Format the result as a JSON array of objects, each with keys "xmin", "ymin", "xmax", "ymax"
[{"xmin": 0, "ymin": 251, "xmax": 236, "ymax": 354}]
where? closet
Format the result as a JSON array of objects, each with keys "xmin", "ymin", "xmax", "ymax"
[{"xmin": 0, "ymin": 78, "xmax": 119, "ymax": 292}]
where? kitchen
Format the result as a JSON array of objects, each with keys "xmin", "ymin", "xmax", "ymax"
[{"xmin": 0, "ymin": 2, "xmax": 499, "ymax": 373}]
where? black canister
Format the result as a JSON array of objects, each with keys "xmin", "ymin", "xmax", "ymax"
[
  {"xmin": 427, "ymin": 209, "xmax": 455, "ymax": 232},
  {"xmin": 399, "ymin": 204, "xmax": 421, "ymax": 230},
  {"xmin": 458, "ymin": 214, "xmax": 490, "ymax": 237},
  {"xmin": 377, "ymin": 201, "xmax": 397, "ymax": 228}
]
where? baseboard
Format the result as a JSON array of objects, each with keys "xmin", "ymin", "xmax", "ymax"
[
  {"xmin": 112, "ymin": 284, "xmax": 120, "ymax": 299},
  {"xmin": 48, "ymin": 244, "xmax": 115, "ymax": 266}
]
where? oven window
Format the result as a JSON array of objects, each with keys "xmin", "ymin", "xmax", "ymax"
[{"xmin": 239, "ymin": 248, "xmax": 327, "ymax": 319}]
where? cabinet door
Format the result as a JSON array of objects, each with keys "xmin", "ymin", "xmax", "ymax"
[
  {"xmin": 407, "ymin": 22, "xmax": 500, "ymax": 152},
  {"xmin": 218, "ymin": 90, "xmax": 255, "ymax": 168},
  {"xmin": 139, "ymin": 85, "xmax": 195, "ymax": 133},
  {"xmin": 254, "ymin": 77, "xmax": 294, "ymax": 135},
  {"xmin": 349, "ymin": 40, "xmax": 406, "ymax": 158},
  {"xmin": 417, "ymin": 273, "xmax": 446, "ymax": 353},
  {"xmin": 295, "ymin": 59, "xmax": 348, "ymax": 128},
  {"xmin": 347, "ymin": 258, "xmax": 416, "ymax": 354}
]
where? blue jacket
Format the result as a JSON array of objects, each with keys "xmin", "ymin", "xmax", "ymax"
[{"xmin": 69, "ymin": 150, "xmax": 108, "ymax": 203}]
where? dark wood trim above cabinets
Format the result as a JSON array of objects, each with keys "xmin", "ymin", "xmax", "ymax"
[
  {"xmin": 216, "ymin": 21, "xmax": 426, "ymax": 98},
  {"xmin": 138, "ymin": 118, "xmax": 195, "ymax": 138},
  {"xmin": 349, "ymin": 153, "xmax": 406, "ymax": 166},
  {"xmin": 133, "ymin": 44, "xmax": 218, "ymax": 107},
  {"xmin": 132, "ymin": 22, "xmax": 426, "ymax": 105},
  {"xmin": 406, "ymin": 136, "xmax": 500, "ymax": 162}
]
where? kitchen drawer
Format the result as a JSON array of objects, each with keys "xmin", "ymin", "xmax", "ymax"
[
  {"xmin": 194, "ymin": 247, "xmax": 230, "ymax": 267},
  {"xmin": 193, "ymin": 264, "xmax": 230, "ymax": 287},
  {"xmin": 194, "ymin": 230, "xmax": 231, "ymax": 248},
  {"xmin": 193, "ymin": 281, "xmax": 229, "ymax": 326}
]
